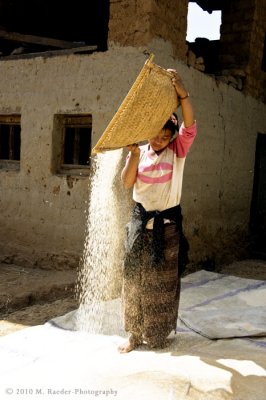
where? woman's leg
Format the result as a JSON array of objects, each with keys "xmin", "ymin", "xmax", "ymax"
[
  {"xmin": 142, "ymin": 225, "xmax": 180, "ymax": 349},
  {"xmin": 118, "ymin": 266, "xmax": 143, "ymax": 353},
  {"xmin": 118, "ymin": 208, "xmax": 146, "ymax": 353}
]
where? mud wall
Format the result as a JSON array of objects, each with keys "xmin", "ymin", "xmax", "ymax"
[
  {"xmin": 109, "ymin": 0, "xmax": 188, "ymax": 61},
  {"xmin": 219, "ymin": 0, "xmax": 266, "ymax": 102},
  {"xmin": 0, "ymin": 41, "xmax": 265, "ymax": 269}
]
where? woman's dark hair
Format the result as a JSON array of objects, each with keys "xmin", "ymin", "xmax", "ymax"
[
  {"xmin": 172, "ymin": 112, "xmax": 178, "ymax": 122},
  {"xmin": 163, "ymin": 119, "xmax": 178, "ymax": 137},
  {"xmin": 172, "ymin": 112, "xmax": 180, "ymax": 130}
]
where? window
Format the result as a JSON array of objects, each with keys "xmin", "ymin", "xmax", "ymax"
[
  {"xmin": 54, "ymin": 114, "xmax": 92, "ymax": 176},
  {"xmin": 0, "ymin": 115, "xmax": 21, "ymax": 171},
  {"xmin": 187, "ymin": 2, "xmax": 221, "ymax": 43}
]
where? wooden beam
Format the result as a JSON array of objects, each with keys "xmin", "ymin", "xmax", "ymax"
[
  {"xmin": 0, "ymin": 29, "xmax": 86, "ymax": 48},
  {"xmin": 0, "ymin": 45, "xmax": 98, "ymax": 60}
]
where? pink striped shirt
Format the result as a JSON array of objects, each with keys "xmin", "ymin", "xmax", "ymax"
[{"xmin": 133, "ymin": 121, "xmax": 197, "ymax": 211}]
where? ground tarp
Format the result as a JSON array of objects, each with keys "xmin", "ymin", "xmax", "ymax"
[{"xmin": 178, "ymin": 270, "xmax": 266, "ymax": 339}]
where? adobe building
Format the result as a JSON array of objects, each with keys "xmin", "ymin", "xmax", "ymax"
[{"xmin": 0, "ymin": 0, "xmax": 265, "ymax": 271}]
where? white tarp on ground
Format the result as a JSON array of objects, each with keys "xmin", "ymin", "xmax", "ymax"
[
  {"xmin": 0, "ymin": 270, "xmax": 266, "ymax": 400},
  {"xmin": 178, "ymin": 270, "xmax": 266, "ymax": 338}
]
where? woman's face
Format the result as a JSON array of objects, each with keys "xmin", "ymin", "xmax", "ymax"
[{"xmin": 149, "ymin": 128, "xmax": 172, "ymax": 152}]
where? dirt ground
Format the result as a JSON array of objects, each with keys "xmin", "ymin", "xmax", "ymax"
[
  {"xmin": 0, "ymin": 263, "xmax": 78, "ymax": 336},
  {"xmin": 0, "ymin": 258, "xmax": 265, "ymax": 337}
]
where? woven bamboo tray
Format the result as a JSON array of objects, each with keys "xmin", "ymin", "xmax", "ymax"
[{"xmin": 92, "ymin": 54, "xmax": 179, "ymax": 154}]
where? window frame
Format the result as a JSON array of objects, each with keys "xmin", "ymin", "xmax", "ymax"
[{"xmin": 54, "ymin": 114, "xmax": 92, "ymax": 177}]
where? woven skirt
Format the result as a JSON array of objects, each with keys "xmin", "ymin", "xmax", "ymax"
[{"xmin": 122, "ymin": 223, "xmax": 180, "ymax": 347}]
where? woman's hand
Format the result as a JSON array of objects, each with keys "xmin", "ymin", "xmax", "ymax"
[
  {"xmin": 167, "ymin": 69, "xmax": 189, "ymax": 99},
  {"xmin": 126, "ymin": 143, "xmax": 140, "ymax": 156},
  {"xmin": 121, "ymin": 143, "xmax": 140, "ymax": 189},
  {"xmin": 167, "ymin": 68, "xmax": 194, "ymax": 128}
]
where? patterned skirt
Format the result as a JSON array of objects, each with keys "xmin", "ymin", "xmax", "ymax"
[{"xmin": 122, "ymin": 223, "xmax": 180, "ymax": 347}]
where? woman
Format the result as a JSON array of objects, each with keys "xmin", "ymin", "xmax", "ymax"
[{"xmin": 119, "ymin": 70, "xmax": 197, "ymax": 353}]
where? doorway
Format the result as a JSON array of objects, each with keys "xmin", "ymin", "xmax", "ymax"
[{"xmin": 250, "ymin": 133, "xmax": 266, "ymax": 257}]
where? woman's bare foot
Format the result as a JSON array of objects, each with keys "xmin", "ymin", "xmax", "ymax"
[{"xmin": 118, "ymin": 335, "xmax": 142, "ymax": 353}]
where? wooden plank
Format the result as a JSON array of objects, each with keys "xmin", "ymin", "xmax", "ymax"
[
  {"xmin": 0, "ymin": 29, "xmax": 85, "ymax": 49},
  {"xmin": 0, "ymin": 45, "xmax": 98, "ymax": 60}
]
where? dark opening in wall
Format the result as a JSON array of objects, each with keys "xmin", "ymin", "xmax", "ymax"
[
  {"xmin": 262, "ymin": 33, "xmax": 266, "ymax": 72},
  {"xmin": 250, "ymin": 133, "xmax": 266, "ymax": 258},
  {"xmin": 64, "ymin": 126, "xmax": 92, "ymax": 166},
  {"xmin": 0, "ymin": 115, "xmax": 21, "ymax": 171}
]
